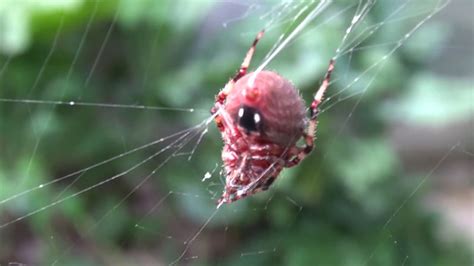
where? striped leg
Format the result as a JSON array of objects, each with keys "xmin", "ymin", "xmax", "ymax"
[
  {"xmin": 211, "ymin": 31, "xmax": 265, "ymax": 130},
  {"xmin": 286, "ymin": 59, "xmax": 335, "ymax": 167}
]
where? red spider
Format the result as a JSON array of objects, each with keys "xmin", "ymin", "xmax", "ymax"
[{"xmin": 211, "ymin": 30, "xmax": 334, "ymax": 207}]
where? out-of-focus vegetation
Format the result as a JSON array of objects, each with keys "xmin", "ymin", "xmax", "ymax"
[{"xmin": 0, "ymin": 0, "xmax": 472, "ymax": 265}]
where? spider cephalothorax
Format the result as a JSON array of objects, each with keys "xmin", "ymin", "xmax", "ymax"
[{"xmin": 212, "ymin": 31, "xmax": 334, "ymax": 207}]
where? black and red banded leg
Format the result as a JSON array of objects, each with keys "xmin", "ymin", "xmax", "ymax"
[
  {"xmin": 286, "ymin": 59, "xmax": 335, "ymax": 167},
  {"xmin": 211, "ymin": 30, "xmax": 265, "ymax": 131}
]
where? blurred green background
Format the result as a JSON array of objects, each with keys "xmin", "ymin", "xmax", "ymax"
[{"xmin": 0, "ymin": 0, "xmax": 472, "ymax": 265}]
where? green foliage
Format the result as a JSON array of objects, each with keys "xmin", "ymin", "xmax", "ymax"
[{"xmin": 0, "ymin": 1, "xmax": 472, "ymax": 265}]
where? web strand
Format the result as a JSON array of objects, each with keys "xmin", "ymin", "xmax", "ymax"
[{"xmin": 0, "ymin": 1, "xmax": 462, "ymax": 265}]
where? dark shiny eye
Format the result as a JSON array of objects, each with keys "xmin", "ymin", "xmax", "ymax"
[{"xmin": 237, "ymin": 105, "xmax": 262, "ymax": 133}]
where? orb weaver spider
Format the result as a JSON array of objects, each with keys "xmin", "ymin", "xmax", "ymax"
[{"xmin": 211, "ymin": 30, "xmax": 335, "ymax": 207}]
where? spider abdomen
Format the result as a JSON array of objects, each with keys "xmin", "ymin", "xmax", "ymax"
[{"xmin": 224, "ymin": 71, "xmax": 307, "ymax": 146}]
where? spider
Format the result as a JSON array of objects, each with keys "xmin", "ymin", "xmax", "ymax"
[{"xmin": 211, "ymin": 30, "xmax": 334, "ymax": 207}]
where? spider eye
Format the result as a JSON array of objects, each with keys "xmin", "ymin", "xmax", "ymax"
[{"xmin": 238, "ymin": 106, "xmax": 262, "ymax": 133}]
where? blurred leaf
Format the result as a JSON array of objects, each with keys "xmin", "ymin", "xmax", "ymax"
[
  {"xmin": 403, "ymin": 22, "xmax": 449, "ymax": 63},
  {"xmin": 0, "ymin": 0, "xmax": 83, "ymax": 55},
  {"xmin": 382, "ymin": 74, "xmax": 473, "ymax": 125},
  {"xmin": 331, "ymin": 137, "xmax": 397, "ymax": 198}
]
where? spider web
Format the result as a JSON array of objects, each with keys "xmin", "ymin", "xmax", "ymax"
[{"xmin": 0, "ymin": 0, "xmax": 472, "ymax": 265}]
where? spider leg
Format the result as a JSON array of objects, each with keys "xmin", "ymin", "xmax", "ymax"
[
  {"xmin": 211, "ymin": 30, "xmax": 265, "ymax": 129},
  {"xmin": 232, "ymin": 30, "xmax": 265, "ymax": 82},
  {"xmin": 286, "ymin": 59, "xmax": 335, "ymax": 168},
  {"xmin": 257, "ymin": 176, "xmax": 276, "ymax": 191}
]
